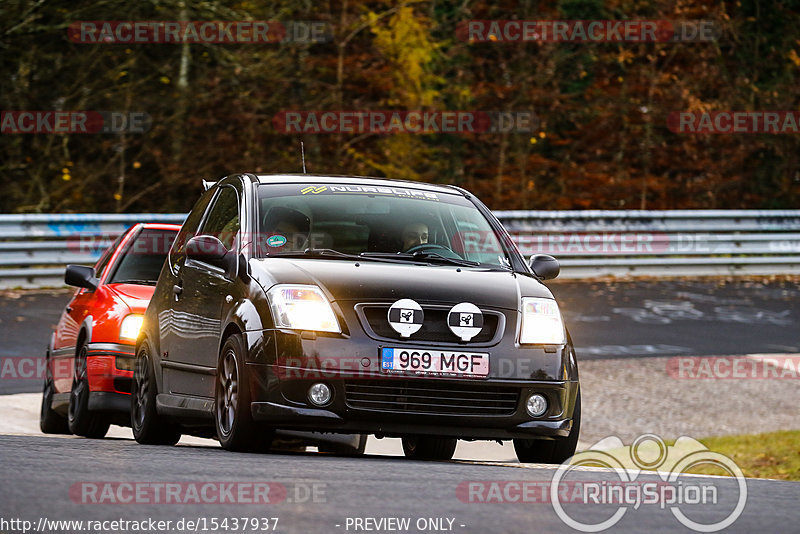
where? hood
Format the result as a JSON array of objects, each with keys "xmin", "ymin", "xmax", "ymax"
[
  {"xmin": 106, "ymin": 283, "xmax": 156, "ymax": 314},
  {"xmin": 249, "ymin": 258, "xmax": 553, "ymax": 310}
]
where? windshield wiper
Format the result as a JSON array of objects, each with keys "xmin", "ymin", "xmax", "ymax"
[
  {"xmin": 266, "ymin": 248, "xmax": 397, "ymax": 264},
  {"xmin": 266, "ymin": 248, "xmax": 359, "ymax": 259},
  {"xmin": 360, "ymin": 251, "xmax": 487, "ymax": 269},
  {"xmin": 267, "ymin": 248, "xmax": 505, "ymax": 269},
  {"xmin": 410, "ymin": 251, "xmax": 482, "ymax": 268},
  {"xmin": 110, "ymin": 279, "xmax": 157, "ymax": 285}
]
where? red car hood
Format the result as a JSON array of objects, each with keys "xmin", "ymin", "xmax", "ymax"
[{"xmin": 106, "ymin": 283, "xmax": 156, "ymax": 313}]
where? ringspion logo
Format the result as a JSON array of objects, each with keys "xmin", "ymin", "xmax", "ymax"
[{"xmin": 551, "ymin": 434, "xmax": 747, "ymax": 532}]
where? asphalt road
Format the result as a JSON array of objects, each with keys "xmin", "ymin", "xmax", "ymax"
[
  {"xmin": 552, "ymin": 278, "xmax": 800, "ymax": 358},
  {"xmin": 2, "ymin": 281, "xmax": 798, "ymax": 533},
  {"xmin": 1, "ymin": 279, "xmax": 799, "ymax": 394},
  {"xmin": 0, "ymin": 434, "xmax": 796, "ymax": 534}
]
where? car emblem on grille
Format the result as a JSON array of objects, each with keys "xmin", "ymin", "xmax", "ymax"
[
  {"xmin": 447, "ymin": 302, "xmax": 484, "ymax": 341},
  {"xmin": 387, "ymin": 299, "xmax": 424, "ymax": 338}
]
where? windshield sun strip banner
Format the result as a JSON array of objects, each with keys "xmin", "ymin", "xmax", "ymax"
[{"xmin": 258, "ymin": 183, "xmax": 452, "ymax": 202}]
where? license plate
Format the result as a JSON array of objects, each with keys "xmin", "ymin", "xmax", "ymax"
[{"xmin": 380, "ymin": 348, "xmax": 489, "ymax": 378}]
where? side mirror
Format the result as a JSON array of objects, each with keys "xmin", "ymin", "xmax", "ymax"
[
  {"xmin": 186, "ymin": 235, "xmax": 233, "ymax": 269},
  {"xmin": 65, "ymin": 265, "xmax": 99, "ymax": 290},
  {"xmin": 528, "ymin": 254, "xmax": 560, "ymax": 280}
]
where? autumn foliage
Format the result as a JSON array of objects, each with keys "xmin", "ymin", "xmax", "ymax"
[{"xmin": 1, "ymin": 0, "xmax": 798, "ymax": 213}]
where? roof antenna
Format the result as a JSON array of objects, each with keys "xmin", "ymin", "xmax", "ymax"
[{"xmin": 300, "ymin": 141, "xmax": 307, "ymax": 174}]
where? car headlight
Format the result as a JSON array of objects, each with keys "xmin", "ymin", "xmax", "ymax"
[
  {"xmin": 119, "ymin": 314, "xmax": 144, "ymax": 341},
  {"xmin": 266, "ymin": 284, "xmax": 341, "ymax": 333},
  {"xmin": 519, "ymin": 297, "xmax": 565, "ymax": 345}
]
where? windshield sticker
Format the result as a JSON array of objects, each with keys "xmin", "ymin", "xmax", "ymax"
[
  {"xmin": 387, "ymin": 299, "xmax": 424, "ymax": 338},
  {"xmin": 301, "ymin": 184, "xmax": 439, "ymax": 201},
  {"xmin": 267, "ymin": 234, "xmax": 288, "ymax": 247},
  {"xmin": 301, "ymin": 186, "xmax": 327, "ymax": 194}
]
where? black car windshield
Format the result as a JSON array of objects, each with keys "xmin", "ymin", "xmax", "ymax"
[
  {"xmin": 254, "ymin": 183, "xmax": 513, "ymax": 269},
  {"xmin": 108, "ymin": 228, "xmax": 178, "ymax": 284}
]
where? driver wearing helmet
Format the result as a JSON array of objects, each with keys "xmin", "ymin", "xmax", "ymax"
[
  {"xmin": 401, "ymin": 222, "xmax": 428, "ymax": 252},
  {"xmin": 263, "ymin": 206, "xmax": 310, "ymax": 251}
]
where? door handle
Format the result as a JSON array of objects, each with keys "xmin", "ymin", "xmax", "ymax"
[
  {"xmin": 66, "ymin": 306, "xmax": 73, "ymax": 313},
  {"xmin": 172, "ymin": 284, "xmax": 183, "ymax": 300}
]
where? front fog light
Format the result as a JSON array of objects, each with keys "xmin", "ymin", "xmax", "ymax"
[
  {"xmin": 526, "ymin": 393, "xmax": 548, "ymax": 417},
  {"xmin": 308, "ymin": 383, "xmax": 332, "ymax": 406}
]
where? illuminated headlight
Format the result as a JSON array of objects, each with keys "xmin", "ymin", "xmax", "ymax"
[
  {"xmin": 266, "ymin": 285, "xmax": 341, "ymax": 333},
  {"xmin": 519, "ymin": 297, "xmax": 566, "ymax": 345},
  {"xmin": 119, "ymin": 314, "xmax": 144, "ymax": 341}
]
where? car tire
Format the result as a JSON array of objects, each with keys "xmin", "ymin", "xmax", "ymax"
[
  {"xmin": 215, "ymin": 335, "xmax": 273, "ymax": 452},
  {"xmin": 318, "ymin": 435, "xmax": 368, "ymax": 456},
  {"xmin": 67, "ymin": 343, "xmax": 110, "ymax": 438},
  {"xmin": 40, "ymin": 355, "xmax": 68, "ymax": 435},
  {"xmin": 514, "ymin": 389, "xmax": 581, "ymax": 464},
  {"xmin": 401, "ymin": 436, "xmax": 457, "ymax": 461},
  {"xmin": 131, "ymin": 340, "xmax": 181, "ymax": 445}
]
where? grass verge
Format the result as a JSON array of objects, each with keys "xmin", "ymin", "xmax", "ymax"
[
  {"xmin": 576, "ymin": 430, "xmax": 800, "ymax": 481},
  {"xmin": 684, "ymin": 430, "xmax": 800, "ymax": 481}
]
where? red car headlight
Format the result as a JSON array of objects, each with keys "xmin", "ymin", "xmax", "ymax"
[{"xmin": 119, "ymin": 314, "xmax": 144, "ymax": 341}]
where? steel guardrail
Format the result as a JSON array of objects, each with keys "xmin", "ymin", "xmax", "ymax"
[
  {"xmin": 495, "ymin": 210, "xmax": 800, "ymax": 278},
  {"xmin": 0, "ymin": 214, "xmax": 185, "ymax": 288},
  {"xmin": 1, "ymin": 211, "xmax": 799, "ymax": 287}
]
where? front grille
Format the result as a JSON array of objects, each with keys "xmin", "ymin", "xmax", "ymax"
[
  {"xmin": 344, "ymin": 380, "xmax": 519, "ymax": 416},
  {"xmin": 360, "ymin": 305, "xmax": 501, "ymax": 343}
]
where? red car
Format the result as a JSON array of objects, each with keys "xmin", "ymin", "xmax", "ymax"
[{"xmin": 40, "ymin": 223, "xmax": 180, "ymax": 438}]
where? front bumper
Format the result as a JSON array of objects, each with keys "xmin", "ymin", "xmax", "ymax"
[
  {"xmin": 86, "ymin": 342, "xmax": 135, "ymax": 412},
  {"xmin": 251, "ymin": 400, "xmax": 575, "ymax": 439},
  {"xmin": 248, "ymin": 362, "xmax": 579, "ymax": 440},
  {"xmin": 241, "ymin": 306, "xmax": 580, "ymax": 441}
]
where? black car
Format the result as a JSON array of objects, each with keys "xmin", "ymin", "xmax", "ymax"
[{"xmin": 133, "ymin": 174, "xmax": 580, "ymax": 463}]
